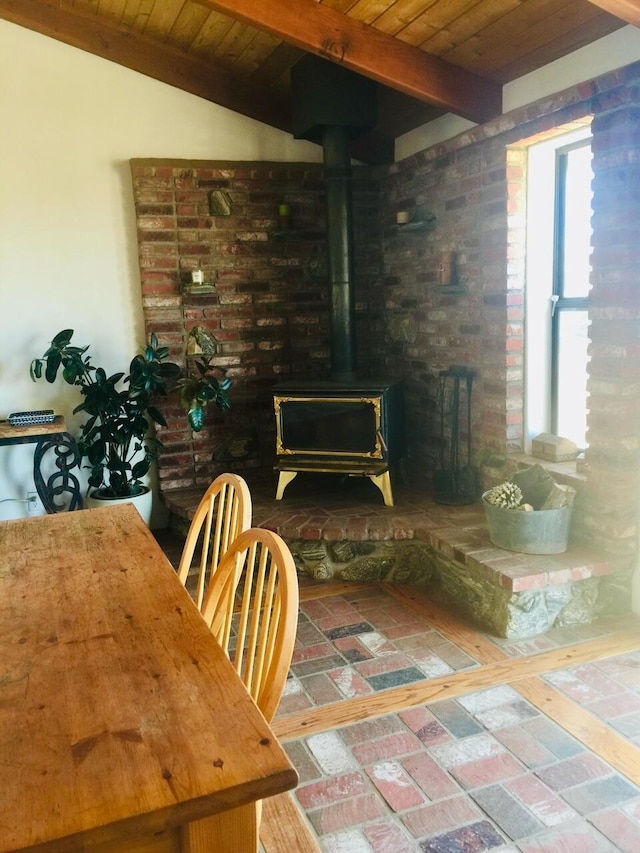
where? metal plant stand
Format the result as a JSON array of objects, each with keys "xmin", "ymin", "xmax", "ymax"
[{"xmin": 0, "ymin": 417, "xmax": 82, "ymax": 512}]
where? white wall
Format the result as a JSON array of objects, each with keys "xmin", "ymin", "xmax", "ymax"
[
  {"xmin": 0, "ymin": 19, "xmax": 321, "ymax": 521},
  {"xmin": 396, "ymin": 25, "xmax": 640, "ymax": 161}
]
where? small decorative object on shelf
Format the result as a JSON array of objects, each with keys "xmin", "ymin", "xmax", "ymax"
[
  {"xmin": 439, "ymin": 250, "xmax": 457, "ymax": 287},
  {"xmin": 183, "ymin": 269, "xmax": 217, "ymax": 295},
  {"xmin": 278, "ymin": 203, "xmax": 291, "ymax": 230},
  {"xmin": 208, "ymin": 189, "xmax": 232, "ymax": 216},
  {"xmin": 531, "ymin": 432, "xmax": 579, "ymax": 462},
  {"xmin": 187, "ymin": 325, "xmax": 218, "ymax": 357},
  {"xmin": 8, "ymin": 410, "xmax": 56, "ymax": 426},
  {"xmin": 393, "ymin": 210, "xmax": 436, "ymax": 233}
]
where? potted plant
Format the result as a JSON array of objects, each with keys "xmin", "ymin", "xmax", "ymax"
[{"xmin": 30, "ymin": 329, "xmax": 232, "ymax": 520}]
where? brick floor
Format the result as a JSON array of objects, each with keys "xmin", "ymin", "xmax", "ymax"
[
  {"xmin": 284, "ymin": 682, "xmax": 640, "ymax": 850},
  {"xmin": 278, "ymin": 589, "xmax": 483, "ymax": 715},
  {"xmin": 155, "ymin": 525, "xmax": 640, "ymax": 853},
  {"xmin": 283, "ymin": 595, "xmax": 640, "ymax": 851}
]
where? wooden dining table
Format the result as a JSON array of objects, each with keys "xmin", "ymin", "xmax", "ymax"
[{"xmin": 0, "ymin": 504, "xmax": 298, "ymax": 853}]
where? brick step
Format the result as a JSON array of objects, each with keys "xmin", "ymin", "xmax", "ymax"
[{"xmin": 162, "ymin": 476, "xmax": 622, "ymax": 596}]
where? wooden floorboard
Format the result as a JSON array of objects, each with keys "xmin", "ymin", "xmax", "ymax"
[
  {"xmin": 299, "ymin": 580, "xmax": 374, "ymax": 601},
  {"xmin": 261, "ymin": 793, "xmax": 321, "ymax": 853},
  {"xmin": 274, "ymin": 628, "xmax": 640, "ymax": 740},
  {"xmin": 515, "ymin": 676, "xmax": 640, "ymax": 785}
]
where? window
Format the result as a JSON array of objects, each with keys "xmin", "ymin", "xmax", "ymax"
[{"xmin": 525, "ymin": 126, "xmax": 593, "ymax": 450}]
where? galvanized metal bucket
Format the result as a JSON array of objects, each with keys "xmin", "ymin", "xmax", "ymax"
[{"xmin": 482, "ymin": 492, "xmax": 573, "ymax": 555}]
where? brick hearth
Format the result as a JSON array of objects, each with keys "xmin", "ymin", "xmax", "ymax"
[{"xmin": 162, "ymin": 473, "xmax": 625, "ymax": 639}]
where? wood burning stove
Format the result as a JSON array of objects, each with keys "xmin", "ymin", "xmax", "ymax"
[
  {"xmin": 273, "ymin": 380, "xmax": 404, "ymax": 506},
  {"xmin": 273, "ymin": 59, "xmax": 405, "ymax": 505}
]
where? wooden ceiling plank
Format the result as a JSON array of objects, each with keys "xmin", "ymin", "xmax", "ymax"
[
  {"xmin": 100, "ymin": 0, "xmax": 127, "ymax": 23},
  {"xmin": 142, "ymin": 0, "xmax": 187, "ymax": 39},
  {"xmin": 469, "ymin": 1, "xmax": 607, "ymax": 76},
  {"xmin": 234, "ymin": 29, "xmax": 283, "ymax": 75},
  {"xmin": 446, "ymin": 0, "xmax": 612, "ymax": 72},
  {"xmin": 195, "ymin": 0, "xmax": 502, "ymax": 123},
  {"xmin": 166, "ymin": 1, "xmax": 211, "ymax": 50},
  {"xmin": 492, "ymin": 11, "xmax": 625, "ymax": 82},
  {"xmin": 416, "ymin": 0, "xmax": 521, "ymax": 55},
  {"xmin": 96, "ymin": 0, "xmax": 130, "ymax": 26},
  {"xmin": 212, "ymin": 20, "xmax": 262, "ymax": 67},
  {"xmin": 345, "ymin": 0, "xmax": 395, "ymax": 26},
  {"xmin": 0, "ymin": 0, "xmax": 292, "ymax": 130},
  {"xmin": 190, "ymin": 10, "xmax": 236, "ymax": 52},
  {"xmin": 394, "ymin": 0, "xmax": 489, "ymax": 48},
  {"xmin": 584, "ymin": 0, "xmax": 640, "ymax": 26},
  {"xmin": 442, "ymin": 0, "xmax": 579, "ymax": 67},
  {"xmin": 249, "ymin": 41, "xmax": 305, "ymax": 86},
  {"xmin": 320, "ymin": 0, "xmax": 359, "ymax": 13},
  {"xmin": 119, "ymin": 0, "xmax": 155, "ymax": 33},
  {"xmin": 373, "ymin": 0, "xmax": 440, "ymax": 37}
]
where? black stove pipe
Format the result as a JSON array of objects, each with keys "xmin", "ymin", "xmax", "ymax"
[{"xmin": 323, "ymin": 125, "xmax": 358, "ymax": 383}]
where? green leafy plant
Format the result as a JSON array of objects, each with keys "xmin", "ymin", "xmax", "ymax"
[
  {"xmin": 30, "ymin": 329, "xmax": 231, "ymax": 499},
  {"xmin": 179, "ymin": 355, "xmax": 232, "ymax": 432}
]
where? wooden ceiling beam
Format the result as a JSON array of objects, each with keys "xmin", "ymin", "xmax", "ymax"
[
  {"xmin": 195, "ymin": 0, "xmax": 503, "ymax": 124},
  {"xmin": 584, "ymin": 0, "xmax": 640, "ymax": 26},
  {"xmin": 0, "ymin": 0, "xmax": 291, "ymax": 131}
]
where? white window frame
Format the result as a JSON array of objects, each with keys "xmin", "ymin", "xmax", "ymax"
[{"xmin": 524, "ymin": 124, "xmax": 592, "ymax": 451}]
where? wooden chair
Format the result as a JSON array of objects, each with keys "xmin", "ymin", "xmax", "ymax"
[
  {"xmin": 182, "ymin": 527, "xmax": 299, "ymax": 853},
  {"xmin": 202, "ymin": 526, "xmax": 299, "ymax": 722},
  {"xmin": 177, "ymin": 472, "xmax": 252, "ymax": 612}
]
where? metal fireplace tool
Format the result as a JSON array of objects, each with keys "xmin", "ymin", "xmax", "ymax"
[{"xmin": 435, "ymin": 366, "xmax": 479, "ymax": 505}]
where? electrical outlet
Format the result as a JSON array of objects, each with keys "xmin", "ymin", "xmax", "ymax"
[{"xmin": 26, "ymin": 491, "xmax": 41, "ymax": 515}]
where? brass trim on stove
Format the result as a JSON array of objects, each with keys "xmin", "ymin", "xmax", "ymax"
[{"xmin": 274, "ymin": 395, "xmax": 384, "ymax": 459}]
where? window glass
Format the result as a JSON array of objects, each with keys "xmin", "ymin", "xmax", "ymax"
[
  {"xmin": 561, "ymin": 144, "xmax": 593, "ymax": 299},
  {"xmin": 555, "ymin": 309, "xmax": 590, "ymax": 448}
]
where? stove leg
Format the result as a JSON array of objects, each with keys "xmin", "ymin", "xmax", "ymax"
[
  {"xmin": 369, "ymin": 471, "xmax": 393, "ymax": 507},
  {"xmin": 276, "ymin": 470, "xmax": 298, "ymax": 500}
]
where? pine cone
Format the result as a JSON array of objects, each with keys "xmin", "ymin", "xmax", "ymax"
[{"xmin": 485, "ymin": 481, "xmax": 523, "ymax": 509}]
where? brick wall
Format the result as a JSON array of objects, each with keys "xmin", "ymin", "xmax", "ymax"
[
  {"xmin": 132, "ymin": 62, "xmax": 640, "ymax": 560},
  {"xmin": 131, "ymin": 159, "xmax": 381, "ymax": 491},
  {"xmin": 372, "ymin": 63, "xmax": 640, "ymax": 557},
  {"xmin": 584, "ymin": 94, "xmax": 640, "ymax": 555}
]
